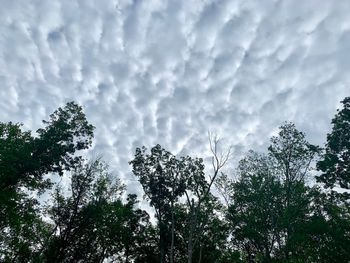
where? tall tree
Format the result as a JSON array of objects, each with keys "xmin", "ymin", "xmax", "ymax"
[
  {"xmin": 226, "ymin": 124, "xmax": 321, "ymax": 262},
  {"xmin": 268, "ymin": 122, "xmax": 319, "ymax": 260},
  {"xmin": 227, "ymin": 151, "xmax": 284, "ymax": 262},
  {"xmin": 130, "ymin": 138, "xmax": 230, "ymax": 263},
  {"xmin": 317, "ymin": 97, "xmax": 350, "ymax": 200},
  {"xmin": 183, "ymin": 134, "xmax": 231, "ymax": 263},
  {"xmin": 314, "ymin": 97, "xmax": 350, "ymax": 262},
  {"xmin": 0, "ymin": 102, "xmax": 94, "ymax": 262},
  {"xmin": 130, "ymin": 145, "xmax": 187, "ymax": 263}
]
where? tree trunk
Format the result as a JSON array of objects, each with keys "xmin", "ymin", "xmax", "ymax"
[
  {"xmin": 160, "ymin": 237, "xmax": 165, "ymax": 263},
  {"xmin": 159, "ymin": 220, "xmax": 166, "ymax": 263},
  {"xmin": 187, "ymin": 210, "xmax": 196, "ymax": 263},
  {"xmin": 198, "ymin": 244, "xmax": 203, "ymax": 263},
  {"xmin": 187, "ymin": 237, "xmax": 193, "ymax": 263},
  {"xmin": 285, "ymin": 173, "xmax": 291, "ymax": 261},
  {"xmin": 170, "ymin": 202, "xmax": 175, "ymax": 263}
]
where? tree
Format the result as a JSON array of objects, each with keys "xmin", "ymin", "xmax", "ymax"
[
  {"xmin": 317, "ymin": 97, "xmax": 350, "ymax": 200},
  {"xmin": 0, "ymin": 102, "xmax": 94, "ymax": 191},
  {"xmin": 0, "ymin": 122, "xmax": 48, "ymax": 262},
  {"xmin": 130, "ymin": 137, "xmax": 230, "ymax": 263},
  {"xmin": 0, "ymin": 102, "xmax": 94, "ymax": 262},
  {"xmin": 268, "ymin": 122, "xmax": 320, "ymax": 185},
  {"xmin": 226, "ymin": 124, "xmax": 321, "ymax": 262},
  {"xmin": 227, "ymin": 151, "xmax": 284, "ymax": 262},
  {"xmin": 268, "ymin": 123, "xmax": 319, "ymax": 260},
  {"xmin": 44, "ymin": 159, "xmax": 151, "ymax": 262},
  {"xmin": 130, "ymin": 145, "xmax": 187, "ymax": 263},
  {"xmin": 44, "ymin": 159, "xmax": 120, "ymax": 262},
  {"xmin": 183, "ymin": 134, "xmax": 231, "ymax": 263},
  {"xmin": 313, "ymin": 97, "xmax": 350, "ymax": 262},
  {"xmin": 189, "ymin": 197, "xmax": 229, "ymax": 263},
  {"xmin": 294, "ymin": 188, "xmax": 350, "ymax": 263},
  {"xmin": 120, "ymin": 194, "xmax": 155, "ymax": 263}
]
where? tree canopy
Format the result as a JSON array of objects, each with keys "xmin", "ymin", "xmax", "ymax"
[{"xmin": 1, "ymin": 98, "xmax": 350, "ymax": 262}]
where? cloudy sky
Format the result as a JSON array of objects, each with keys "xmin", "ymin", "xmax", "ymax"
[{"xmin": 0, "ymin": 0, "xmax": 349, "ymax": 191}]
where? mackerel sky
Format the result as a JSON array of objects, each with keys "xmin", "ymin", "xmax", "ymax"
[{"xmin": 0, "ymin": 0, "xmax": 349, "ymax": 191}]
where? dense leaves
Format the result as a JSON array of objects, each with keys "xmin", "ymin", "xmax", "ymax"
[
  {"xmin": 317, "ymin": 97, "xmax": 350, "ymax": 200},
  {"xmin": 1, "ymin": 98, "xmax": 350, "ymax": 262},
  {"xmin": 0, "ymin": 102, "xmax": 95, "ymax": 262},
  {"xmin": 43, "ymin": 160, "xmax": 151, "ymax": 263}
]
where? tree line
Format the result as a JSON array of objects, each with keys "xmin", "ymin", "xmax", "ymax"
[{"xmin": 1, "ymin": 98, "xmax": 349, "ymax": 262}]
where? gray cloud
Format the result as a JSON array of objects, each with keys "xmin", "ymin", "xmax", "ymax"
[{"xmin": 1, "ymin": 0, "xmax": 349, "ymax": 192}]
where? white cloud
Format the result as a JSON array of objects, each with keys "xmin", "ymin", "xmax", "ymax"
[{"xmin": 1, "ymin": 0, "xmax": 349, "ymax": 192}]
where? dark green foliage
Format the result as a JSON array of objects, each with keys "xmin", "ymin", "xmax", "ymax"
[
  {"xmin": 130, "ymin": 145, "xmax": 210, "ymax": 263},
  {"xmin": 0, "ymin": 102, "xmax": 94, "ymax": 192},
  {"xmin": 317, "ymin": 97, "xmax": 350, "ymax": 199},
  {"xmin": 129, "ymin": 144, "xmax": 229, "ymax": 263},
  {"xmin": 0, "ymin": 102, "xmax": 94, "ymax": 262},
  {"xmin": 295, "ymin": 189, "xmax": 350, "ymax": 263},
  {"xmin": 313, "ymin": 97, "xmax": 350, "ymax": 261},
  {"xmin": 268, "ymin": 122, "xmax": 320, "ymax": 185},
  {"xmin": 130, "ymin": 145, "xmax": 187, "ymax": 215},
  {"xmin": 130, "ymin": 144, "xmax": 187, "ymax": 263},
  {"xmin": 191, "ymin": 198, "xmax": 230, "ymax": 263},
  {"xmin": 227, "ymin": 152, "xmax": 284, "ymax": 262},
  {"xmin": 43, "ymin": 160, "xmax": 151, "ymax": 263},
  {"xmin": 225, "ymin": 124, "xmax": 339, "ymax": 263},
  {"xmin": 1, "ymin": 98, "xmax": 350, "ymax": 262}
]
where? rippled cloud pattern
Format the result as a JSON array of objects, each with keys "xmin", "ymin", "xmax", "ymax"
[{"xmin": 1, "ymin": 0, "xmax": 349, "ymax": 191}]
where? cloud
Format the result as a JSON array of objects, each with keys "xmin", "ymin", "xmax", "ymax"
[{"xmin": 1, "ymin": 0, "xmax": 350, "ymax": 193}]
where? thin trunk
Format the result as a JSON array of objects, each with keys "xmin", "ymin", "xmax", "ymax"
[
  {"xmin": 187, "ymin": 236, "xmax": 193, "ymax": 263},
  {"xmin": 160, "ymin": 238, "xmax": 165, "ymax": 263},
  {"xmin": 159, "ymin": 220, "xmax": 166, "ymax": 263},
  {"xmin": 187, "ymin": 209, "xmax": 196, "ymax": 263},
  {"xmin": 170, "ymin": 202, "xmax": 175, "ymax": 263},
  {"xmin": 160, "ymin": 242, "xmax": 165, "ymax": 263},
  {"xmin": 197, "ymin": 244, "xmax": 203, "ymax": 263},
  {"xmin": 186, "ymin": 135, "xmax": 230, "ymax": 263},
  {"xmin": 285, "ymin": 173, "xmax": 291, "ymax": 261}
]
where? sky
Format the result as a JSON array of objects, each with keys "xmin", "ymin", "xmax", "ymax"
[{"xmin": 0, "ymin": 0, "xmax": 349, "ymax": 193}]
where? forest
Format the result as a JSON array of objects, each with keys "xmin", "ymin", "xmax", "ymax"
[{"xmin": 1, "ymin": 98, "xmax": 349, "ymax": 263}]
